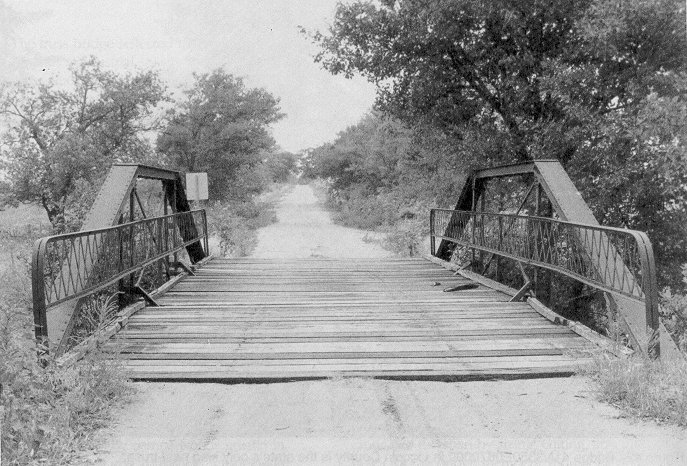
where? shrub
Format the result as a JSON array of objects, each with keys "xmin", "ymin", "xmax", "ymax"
[
  {"xmin": 206, "ymin": 199, "xmax": 277, "ymax": 257},
  {"xmin": 382, "ymin": 218, "xmax": 427, "ymax": 256},
  {"xmin": 660, "ymin": 264, "xmax": 687, "ymax": 352},
  {"xmin": 1, "ymin": 348, "xmax": 133, "ymax": 463},
  {"xmin": 330, "ymin": 194, "xmax": 395, "ymax": 230}
]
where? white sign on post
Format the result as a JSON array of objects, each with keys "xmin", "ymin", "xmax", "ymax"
[{"xmin": 186, "ymin": 172, "xmax": 209, "ymax": 201}]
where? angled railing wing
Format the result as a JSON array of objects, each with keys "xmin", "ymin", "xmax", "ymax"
[
  {"xmin": 431, "ymin": 159, "xmax": 682, "ymax": 358},
  {"xmin": 32, "ymin": 210, "xmax": 208, "ymax": 353},
  {"xmin": 430, "ymin": 209, "xmax": 659, "ymax": 353},
  {"xmin": 36, "ymin": 163, "xmax": 208, "ymax": 355}
]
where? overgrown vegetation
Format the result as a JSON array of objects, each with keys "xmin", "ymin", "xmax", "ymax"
[
  {"xmin": 302, "ymin": 113, "xmax": 461, "ymax": 255},
  {"xmin": 581, "ymin": 354, "xmax": 687, "ymax": 427},
  {"xmin": 0, "ymin": 222, "xmax": 133, "ymax": 464}
]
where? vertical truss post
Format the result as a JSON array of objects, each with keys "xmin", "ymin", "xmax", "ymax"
[
  {"xmin": 470, "ymin": 178, "xmax": 477, "ymax": 269},
  {"xmin": 117, "ymin": 220, "xmax": 126, "ymax": 308},
  {"xmin": 172, "ymin": 182, "xmax": 178, "ymax": 265},
  {"xmin": 533, "ymin": 183, "xmax": 541, "ymax": 295},
  {"xmin": 478, "ymin": 185, "xmax": 486, "ymax": 270},
  {"xmin": 536, "ymin": 183, "xmax": 553, "ymax": 303},
  {"xmin": 496, "ymin": 215, "xmax": 502, "ymax": 282},
  {"xmin": 162, "ymin": 186, "xmax": 171, "ymax": 279},
  {"xmin": 430, "ymin": 209, "xmax": 436, "ymax": 256},
  {"xmin": 128, "ymin": 188, "xmax": 136, "ymax": 291},
  {"xmin": 203, "ymin": 211, "xmax": 209, "ymax": 255}
]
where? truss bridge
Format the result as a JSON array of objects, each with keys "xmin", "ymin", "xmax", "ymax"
[{"xmin": 30, "ymin": 161, "xmax": 682, "ymax": 381}]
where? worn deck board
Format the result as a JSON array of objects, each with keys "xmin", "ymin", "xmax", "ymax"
[{"xmin": 104, "ymin": 258, "xmax": 597, "ymax": 380}]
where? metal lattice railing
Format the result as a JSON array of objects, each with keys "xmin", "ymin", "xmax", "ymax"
[
  {"xmin": 430, "ymin": 209, "xmax": 658, "ymax": 332},
  {"xmin": 32, "ymin": 210, "xmax": 208, "ymax": 348}
]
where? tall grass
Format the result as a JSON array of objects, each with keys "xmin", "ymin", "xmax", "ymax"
[
  {"xmin": 0, "ymin": 212, "xmax": 133, "ymax": 464},
  {"xmin": 581, "ymin": 354, "xmax": 687, "ymax": 427},
  {"xmin": 573, "ymin": 264, "xmax": 687, "ymax": 426}
]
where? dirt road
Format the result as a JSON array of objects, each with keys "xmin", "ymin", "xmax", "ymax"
[
  {"xmin": 95, "ymin": 185, "xmax": 686, "ymax": 465},
  {"xmin": 251, "ymin": 184, "xmax": 390, "ymax": 259}
]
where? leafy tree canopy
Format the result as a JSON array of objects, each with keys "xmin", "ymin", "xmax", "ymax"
[
  {"xmin": 264, "ymin": 151, "xmax": 299, "ymax": 183},
  {"xmin": 0, "ymin": 57, "xmax": 166, "ymax": 230},
  {"xmin": 308, "ymin": 0, "xmax": 687, "ymax": 285},
  {"xmin": 157, "ymin": 69, "xmax": 284, "ymax": 200},
  {"xmin": 309, "ymin": 0, "xmax": 686, "ymax": 162}
]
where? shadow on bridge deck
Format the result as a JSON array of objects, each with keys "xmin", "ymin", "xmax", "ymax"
[{"xmin": 103, "ymin": 257, "xmax": 598, "ymax": 381}]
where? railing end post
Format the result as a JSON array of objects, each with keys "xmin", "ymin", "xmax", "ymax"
[{"xmin": 31, "ymin": 237, "xmax": 49, "ymax": 347}]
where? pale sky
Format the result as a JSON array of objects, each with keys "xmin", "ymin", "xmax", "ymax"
[{"xmin": 0, "ymin": 0, "xmax": 376, "ymax": 152}]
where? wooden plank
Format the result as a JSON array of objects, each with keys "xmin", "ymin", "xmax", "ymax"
[
  {"xmin": 126, "ymin": 317, "xmax": 547, "ymax": 326},
  {"xmin": 106, "ymin": 349, "xmax": 588, "ymax": 360},
  {"xmin": 118, "ymin": 323, "xmax": 573, "ymax": 339},
  {"xmin": 103, "ymin": 256, "xmax": 602, "ymax": 380},
  {"xmin": 113, "ymin": 334, "xmax": 577, "ymax": 344},
  {"xmin": 110, "ymin": 337, "xmax": 592, "ymax": 353},
  {"xmin": 131, "ymin": 311, "xmax": 537, "ymax": 319},
  {"xmin": 128, "ymin": 311, "xmax": 545, "ymax": 319},
  {"xmin": 169, "ymin": 285, "xmax": 474, "ymax": 292},
  {"xmin": 133, "ymin": 305, "xmax": 536, "ymax": 314},
  {"xmin": 119, "ymin": 324, "xmax": 572, "ymax": 334},
  {"xmin": 155, "ymin": 296, "xmax": 511, "ymax": 304},
  {"xmin": 121, "ymin": 323, "xmax": 558, "ymax": 334},
  {"xmin": 121, "ymin": 359, "xmax": 589, "ymax": 372},
  {"xmin": 123, "ymin": 368, "xmax": 583, "ymax": 381},
  {"xmin": 118, "ymin": 354, "xmax": 587, "ymax": 366},
  {"xmin": 122, "ymin": 361, "xmax": 588, "ymax": 374}
]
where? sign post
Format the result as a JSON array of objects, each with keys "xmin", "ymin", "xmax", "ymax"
[{"xmin": 185, "ymin": 172, "xmax": 209, "ymax": 201}]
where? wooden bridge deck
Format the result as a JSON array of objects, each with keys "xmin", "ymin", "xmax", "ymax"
[{"xmin": 104, "ymin": 258, "xmax": 597, "ymax": 380}]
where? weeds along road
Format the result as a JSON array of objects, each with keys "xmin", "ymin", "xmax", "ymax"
[{"xmin": 95, "ymin": 184, "xmax": 687, "ymax": 465}]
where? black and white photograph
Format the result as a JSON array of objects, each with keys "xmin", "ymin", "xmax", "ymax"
[{"xmin": 0, "ymin": 1, "xmax": 686, "ymax": 464}]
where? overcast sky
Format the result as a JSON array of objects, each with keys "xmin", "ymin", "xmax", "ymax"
[{"xmin": 0, "ymin": 0, "xmax": 376, "ymax": 152}]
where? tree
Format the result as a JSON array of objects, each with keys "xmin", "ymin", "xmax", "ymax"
[
  {"xmin": 309, "ymin": 0, "xmax": 687, "ymax": 286},
  {"xmin": 0, "ymin": 57, "xmax": 166, "ymax": 230},
  {"xmin": 308, "ymin": 0, "xmax": 596, "ymax": 161},
  {"xmin": 157, "ymin": 70, "xmax": 284, "ymax": 200},
  {"xmin": 309, "ymin": 0, "xmax": 686, "ymax": 161},
  {"xmin": 264, "ymin": 151, "xmax": 298, "ymax": 182},
  {"xmin": 558, "ymin": 0, "xmax": 687, "ymax": 284}
]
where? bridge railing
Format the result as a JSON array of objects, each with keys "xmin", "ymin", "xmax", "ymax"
[
  {"xmin": 430, "ymin": 209, "xmax": 659, "ymax": 341},
  {"xmin": 32, "ymin": 209, "xmax": 208, "ymax": 351}
]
